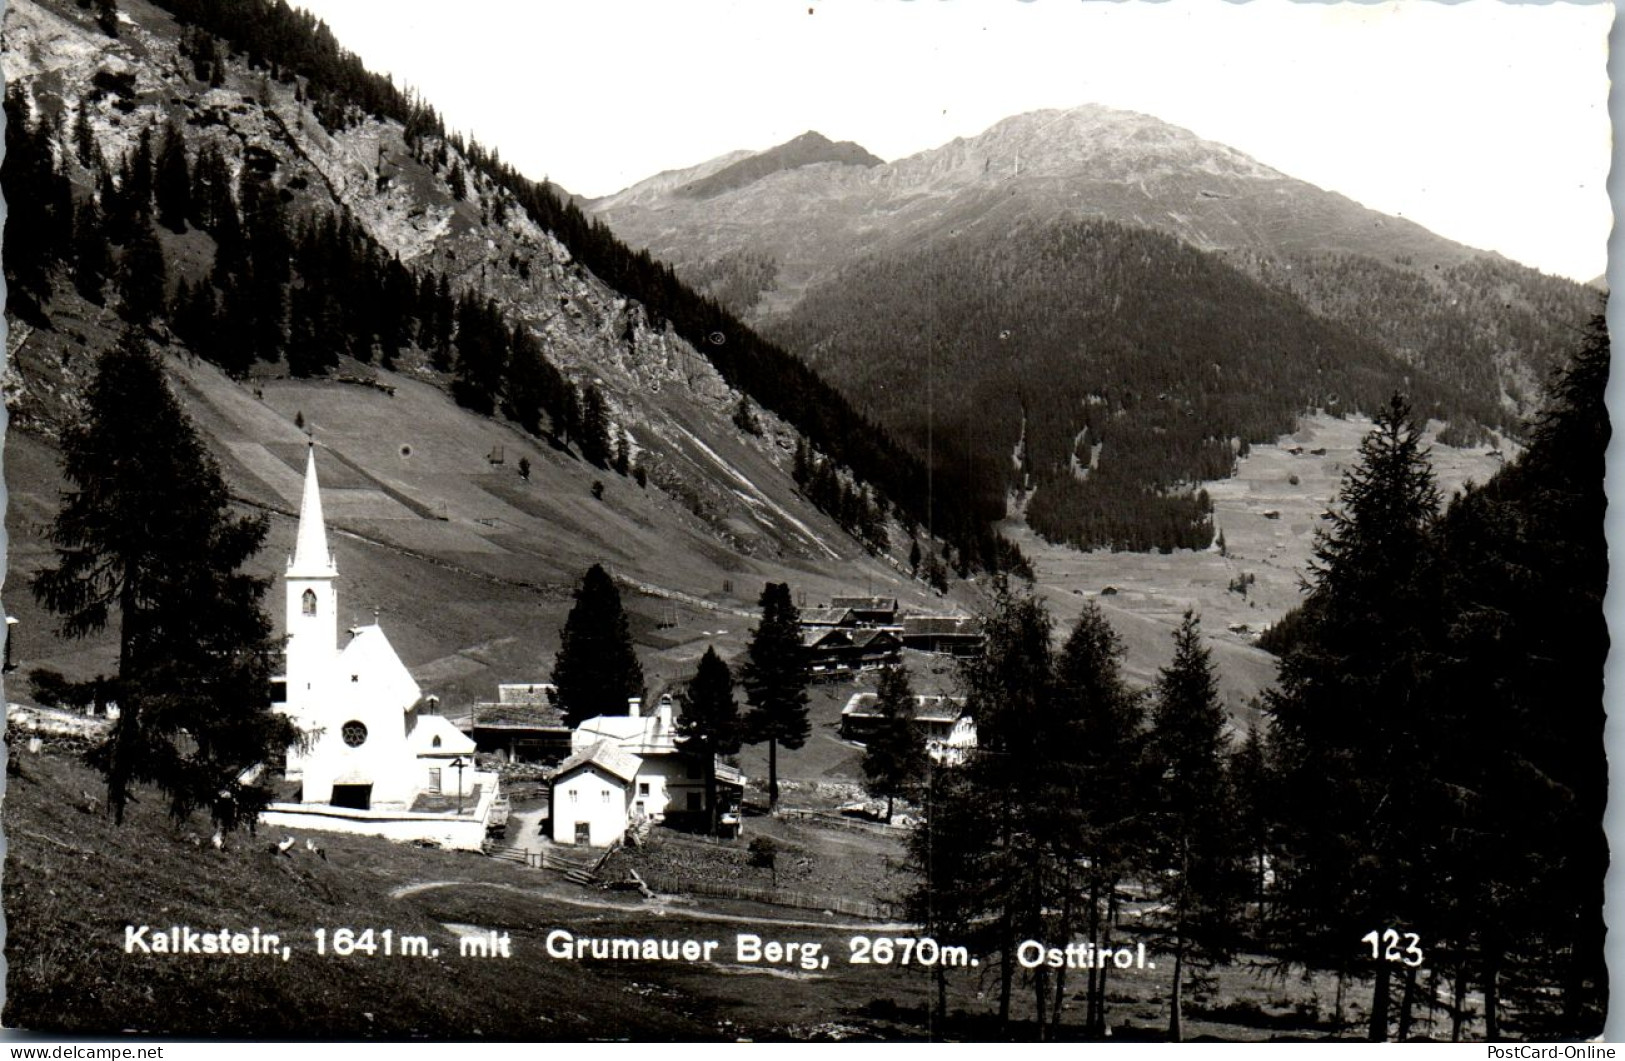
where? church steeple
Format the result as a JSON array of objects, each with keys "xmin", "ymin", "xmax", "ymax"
[
  {"xmin": 284, "ymin": 444, "xmax": 339, "ymax": 720},
  {"xmin": 290, "ymin": 443, "xmax": 337, "ymax": 577}
]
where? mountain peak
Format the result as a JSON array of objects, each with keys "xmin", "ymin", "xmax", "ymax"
[{"xmin": 676, "ymin": 129, "xmax": 882, "ymax": 200}]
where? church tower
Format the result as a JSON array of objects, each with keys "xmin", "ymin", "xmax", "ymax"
[{"xmin": 285, "ymin": 444, "xmax": 338, "ymax": 717}]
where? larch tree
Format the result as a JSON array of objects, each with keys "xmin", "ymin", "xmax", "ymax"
[
  {"xmin": 676, "ymin": 646, "xmax": 743, "ymax": 836},
  {"xmin": 954, "ymin": 577, "xmax": 1066, "ymax": 1033},
  {"xmin": 740, "ymin": 582, "xmax": 809, "ymax": 812},
  {"xmin": 32, "ymin": 331, "xmax": 295, "ymax": 829},
  {"xmin": 550, "ymin": 563, "xmax": 645, "ymax": 728},
  {"xmin": 1145, "ymin": 610, "xmax": 1243, "ymax": 1042},
  {"xmin": 860, "ymin": 663, "xmax": 927, "ymax": 824},
  {"xmin": 1053, "ymin": 600, "xmax": 1148, "ymax": 1035}
]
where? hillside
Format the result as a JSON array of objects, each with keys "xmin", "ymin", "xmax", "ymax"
[
  {"xmin": 0, "ymin": 0, "xmax": 986, "ymax": 714},
  {"xmin": 2, "ymin": 0, "xmax": 1018, "ymax": 581},
  {"xmin": 592, "ymin": 105, "xmax": 1598, "ymax": 550}
]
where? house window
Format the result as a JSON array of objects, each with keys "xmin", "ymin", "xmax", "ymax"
[
  {"xmin": 687, "ymin": 792, "xmax": 702, "ymax": 812},
  {"xmin": 341, "ymin": 721, "xmax": 367, "ymax": 747},
  {"xmin": 432, "ymin": 736, "xmax": 442, "ymax": 748},
  {"xmin": 601, "ymin": 790, "xmax": 610, "ymax": 804},
  {"xmin": 569, "ymin": 788, "xmax": 578, "ymax": 803},
  {"xmin": 428, "ymin": 768, "xmax": 442, "ymax": 794},
  {"xmin": 301, "ymin": 589, "xmax": 317, "ymax": 617},
  {"xmin": 638, "ymin": 782, "xmax": 650, "ymax": 796}
]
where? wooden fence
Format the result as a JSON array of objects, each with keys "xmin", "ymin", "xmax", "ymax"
[
  {"xmin": 635, "ymin": 870, "xmax": 897, "ymax": 921},
  {"xmin": 778, "ymin": 809, "xmax": 896, "ymax": 836}
]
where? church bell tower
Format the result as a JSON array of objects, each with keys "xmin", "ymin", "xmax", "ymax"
[{"xmin": 285, "ymin": 444, "xmax": 338, "ymax": 717}]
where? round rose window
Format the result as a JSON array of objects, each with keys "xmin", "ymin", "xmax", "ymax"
[{"xmin": 342, "ymin": 721, "xmax": 368, "ymax": 747}]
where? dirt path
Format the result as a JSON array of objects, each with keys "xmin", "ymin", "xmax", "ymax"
[{"xmin": 390, "ymin": 878, "xmax": 915, "ymax": 932}]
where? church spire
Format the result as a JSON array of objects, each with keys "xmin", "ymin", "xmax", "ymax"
[{"xmin": 289, "ymin": 444, "xmax": 337, "ymax": 577}]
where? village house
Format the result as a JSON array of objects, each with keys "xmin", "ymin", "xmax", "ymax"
[
  {"xmin": 803, "ymin": 626, "xmax": 904, "ymax": 680},
  {"xmin": 899, "ymin": 615, "xmax": 985, "ymax": 657},
  {"xmin": 840, "ymin": 692, "xmax": 978, "ymax": 766},
  {"xmin": 549, "ymin": 694, "xmax": 744, "ymax": 846},
  {"xmin": 263, "ymin": 447, "xmax": 497, "ymax": 849},
  {"xmin": 468, "ymin": 682, "xmax": 572, "ymax": 763}
]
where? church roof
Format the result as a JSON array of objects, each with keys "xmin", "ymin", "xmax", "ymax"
[
  {"xmin": 333, "ymin": 625, "xmax": 421, "ymax": 713},
  {"xmin": 289, "ymin": 445, "xmax": 337, "ymax": 578},
  {"xmin": 408, "ymin": 712, "xmax": 476, "ymax": 757},
  {"xmin": 552, "ymin": 741, "xmax": 642, "ymax": 785}
]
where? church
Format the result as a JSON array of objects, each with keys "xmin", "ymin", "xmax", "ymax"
[{"xmin": 260, "ymin": 446, "xmax": 496, "ymax": 849}]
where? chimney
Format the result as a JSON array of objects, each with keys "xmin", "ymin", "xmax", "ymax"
[{"xmin": 628, "ymin": 697, "xmax": 642, "ymax": 718}]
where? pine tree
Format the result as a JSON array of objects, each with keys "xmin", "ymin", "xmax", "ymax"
[
  {"xmin": 675, "ymin": 646, "xmax": 742, "ymax": 835},
  {"xmin": 73, "ymin": 199, "xmax": 113, "ymax": 305},
  {"xmin": 550, "ymin": 563, "xmax": 644, "ymax": 728},
  {"xmin": 117, "ymin": 219, "xmax": 168, "ymax": 326},
  {"xmin": 32, "ymin": 331, "xmax": 294, "ymax": 828},
  {"xmin": 860, "ymin": 664, "xmax": 926, "ymax": 823},
  {"xmin": 578, "ymin": 385, "xmax": 611, "ymax": 467},
  {"xmin": 154, "ymin": 122, "xmax": 192, "ymax": 234},
  {"xmin": 1145, "ymin": 610, "xmax": 1243, "ymax": 1041},
  {"xmin": 740, "ymin": 582, "xmax": 809, "ymax": 812}
]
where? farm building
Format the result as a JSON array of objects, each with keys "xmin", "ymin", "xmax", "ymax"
[
  {"xmin": 803, "ymin": 627, "xmax": 904, "ymax": 680},
  {"xmin": 829, "ymin": 596, "xmax": 900, "ymax": 626},
  {"xmin": 899, "ymin": 615, "xmax": 984, "ymax": 657},
  {"xmin": 840, "ymin": 692, "xmax": 977, "ymax": 765},
  {"xmin": 264, "ymin": 447, "xmax": 497, "ymax": 849},
  {"xmin": 548, "ymin": 695, "xmax": 744, "ymax": 846},
  {"xmin": 468, "ymin": 682, "xmax": 571, "ymax": 763}
]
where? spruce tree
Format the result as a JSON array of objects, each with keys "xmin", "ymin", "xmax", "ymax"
[
  {"xmin": 1431, "ymin": 319, "xmax": 1610, "ymax": 1038},
  {"xmin": 550, "ymin": 563, "xmax": 644, "ymax": 727},
  {"xmin": 740, "ymin": 582, "xmax": 809, "ymax": 812},
  {"xmin": 32, "ymin": 331, "xmax": 294, "ymax": 829},
  {"xmin": 860, "ymin": 664, "xmax": 926, "ymax": 824},
  {"xmin": 675, "ymin": 646, "xmax": 742, "ymax": 835},
  {"xmin": 1266, "ymin": 394, "xmax": 1445, "ymax": 1041}
]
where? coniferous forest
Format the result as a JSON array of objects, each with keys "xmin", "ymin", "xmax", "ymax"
[
  {"xmin": 0, "ymin": 0, "xmax": 1609, "ymax": 1044},
  {"xmin": 4, "ymin": 0, "xmax": 1022, "ymax": 575},
  {"xmin": 909, "ymin": 319, "xmax": 1608, "ymax": 1040},
  {"xmin": 769, "ymin": 219, "xmax": 1598, "ymax": 551}
]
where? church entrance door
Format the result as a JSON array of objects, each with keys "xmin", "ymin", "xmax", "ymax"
[{"xmin": 331, "ymin": 784, "xmax": 372, "ymax": 810}]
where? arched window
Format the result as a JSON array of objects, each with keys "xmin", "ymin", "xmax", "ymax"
[
  {"xmin": 301, "ymin": 589, "xmax": 317, "ymax": 617},
  {"xmin": 432, "ymin": 736, "xmax": 442, "ymax": 749}
]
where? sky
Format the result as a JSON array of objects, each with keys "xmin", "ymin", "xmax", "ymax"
[{"xmin": 289, "ymin": 0, "xmax": 1613, "ymax": 283}]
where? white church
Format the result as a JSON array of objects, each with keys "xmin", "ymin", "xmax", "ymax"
[{"xmin": 260, "ymin": 446, "xmax": 497, "ymax": 850}]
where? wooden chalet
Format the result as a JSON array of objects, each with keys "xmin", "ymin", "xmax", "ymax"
[
  {"xmin": 803, "ymin": 626, "xmax": 903, "ymax": 681},
  {"xmin": 840, "ymin": 692, "xmax": 977, "ymax": 765},
  {"xmin": 899, "ymin": 615, "xmax": 985, "ymax": 657},
  {"xmin": 468, "ymin": 682, "xmax": 572, "ymax": 763}
]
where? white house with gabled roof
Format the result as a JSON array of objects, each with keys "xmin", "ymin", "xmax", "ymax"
[{"xmin": 549, "ymin": 695, "xmax": 745, "ymax": 845}]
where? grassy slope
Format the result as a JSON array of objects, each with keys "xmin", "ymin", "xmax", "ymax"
[
  {"xmin": 2, "ymin": 749, "xmax": 722, "ymax": 1038},
  {"xmin": 8, "ymin": 751, "xmax": 1418, "ymax": 1041},
  {"xmin": 4, "ymin": 347, "xmax": 949, "ymax": 710}
]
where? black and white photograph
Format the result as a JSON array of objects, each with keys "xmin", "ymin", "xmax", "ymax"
[{"xmin": 0, "ymin": 0, "xmax": 1614, "ymax": 1044}]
